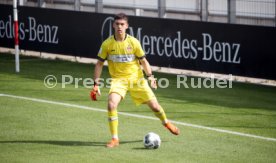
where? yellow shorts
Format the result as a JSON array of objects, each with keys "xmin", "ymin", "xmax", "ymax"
[{"xmin": 109, "ymin": 78, "xmax": 156, "ymax": 105}]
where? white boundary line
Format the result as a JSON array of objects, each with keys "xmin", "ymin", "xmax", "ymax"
[{"xmin": 1, "ymin": 93, "xmax": 276, "ymax": 142}]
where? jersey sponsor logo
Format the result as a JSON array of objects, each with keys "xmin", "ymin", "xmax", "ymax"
[{"xmin": 108, "ymin": 54, "xmax": 136, "ymax": 63}]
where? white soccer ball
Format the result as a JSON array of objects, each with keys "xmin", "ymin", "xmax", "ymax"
[{"xmin": 143, "ymin": 132, "xmax": 161, "ymax": 149}]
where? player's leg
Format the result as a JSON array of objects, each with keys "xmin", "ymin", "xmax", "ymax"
[
  {"xmin": 129, "ymin": 79, "xmax": 180, "ymax": 135},
  {"xmin": 106, "ymin": 93, "xmax": 122, "ymax": 148},
  {"xmin": 146, "ymin": 99, "xmax": 167, "ymax": 124},
  {"xmin": 106, "ymin": 78, "xmax": 128, "ymax": 148},
  {"xmin": 147, "ymin": 99, "xmax": 180, "ymax": 135}
]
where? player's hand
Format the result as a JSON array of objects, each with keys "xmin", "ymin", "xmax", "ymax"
[
  {"xmin": 148, "ymin": 75, "xmax": 157, "ymax": 90},
  {"xmin": 90, "ymin": 84, "xmax": 101, "ymax": 101}
]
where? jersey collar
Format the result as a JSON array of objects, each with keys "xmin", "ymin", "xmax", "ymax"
[{"xmin": 114, "ymin": 34, "xmax": 127, "ymax": 41}]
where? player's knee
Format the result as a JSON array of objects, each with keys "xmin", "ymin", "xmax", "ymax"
[
  {"xmin": 149, "ymin": 101, "xmax": 160, "ymax": 112},
  {"xmin": 108, "ymin": 100, "xmax": 118, "ymax": 111}
]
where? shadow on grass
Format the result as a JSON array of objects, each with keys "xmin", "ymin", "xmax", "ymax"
[
  {"xmin": 132, "ymin": 147, "xmax": 149, "ymax": 150},
  {"xmin": 0, "ymin": 140, "xmax": 142, "ymax": 147}
]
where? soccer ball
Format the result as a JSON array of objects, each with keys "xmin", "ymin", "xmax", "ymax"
[{"xmin": 143, "ymin": 132, "xmax": 161, "ymax": 149}]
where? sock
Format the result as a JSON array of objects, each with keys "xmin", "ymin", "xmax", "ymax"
[
  {"xmin": 154, "ymin": 106, "xmax": 168, "ymax": 125},
  {"xmin": 108, "ymin": 110, "xmax": 118, "ymax": 139}
]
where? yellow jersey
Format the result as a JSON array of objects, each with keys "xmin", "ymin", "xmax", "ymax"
[{"xmin": 98, "ymin": 34, "xmax": 145, "ymax": 79}]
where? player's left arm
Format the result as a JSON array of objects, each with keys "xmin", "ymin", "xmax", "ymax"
[
  {"xmin": 133, "ymin": 38, "xmax": 157, "ymax": 89},
  {"xmin": 140, "ymin": 58, "xmax": 157, "ymax": 89}
]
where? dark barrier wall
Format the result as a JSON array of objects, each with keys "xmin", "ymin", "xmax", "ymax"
[{"xmin": 1, "ymin": 4, "xmax": 275, "ymax": 80}]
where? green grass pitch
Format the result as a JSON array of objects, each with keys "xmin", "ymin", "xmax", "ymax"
[{"xmin": 0, "ymin": 53, "xmax": 276, "ymax": 162}]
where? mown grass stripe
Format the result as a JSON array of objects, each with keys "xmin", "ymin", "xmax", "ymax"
[{"xmin": 1, "ymin": 93, "xmax": 276, "ymax": 142}]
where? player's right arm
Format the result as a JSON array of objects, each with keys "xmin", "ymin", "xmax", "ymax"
[
  {"xmin": 93, "ymin": 60, "xmax": 104, "ymax": 85},
  {"xmin": 91, "ymin": 42, "xmax": 108, "ymax": 101},
  {"xmin": 94, "ymin": 41, "xmax": 108, "ymax": 84},
  {"xmin": 90, "ymin": 60, "xmax": 103, "ymax": 101}
]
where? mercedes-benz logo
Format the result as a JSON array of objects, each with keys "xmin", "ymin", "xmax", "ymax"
[{"xmin": 101, "ymin": 16, "xmax": 114, "ymax": 42}]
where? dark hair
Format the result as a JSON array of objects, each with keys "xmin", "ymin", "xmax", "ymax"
[{"xmin": 114, "ymin": 13, "xmax": 128, "ymax": 22}]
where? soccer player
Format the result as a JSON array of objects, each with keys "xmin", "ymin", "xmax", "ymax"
[{"xmin": 91, "ymin": 13, "xmax": 180, "ymax": 148}]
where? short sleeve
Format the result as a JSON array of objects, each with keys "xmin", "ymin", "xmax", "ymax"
[
  {"xmin": 97, "ymin": 42, "xmax": 108, "ymax": 61},
  {"xmin": 134, "ymin": 39, "xmax": 145, "ymax": 59}
]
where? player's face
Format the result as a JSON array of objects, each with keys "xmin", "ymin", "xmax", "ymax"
[{"xmin": 113, "ymin": 19, "xmax": 128, "ymax": 35}]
